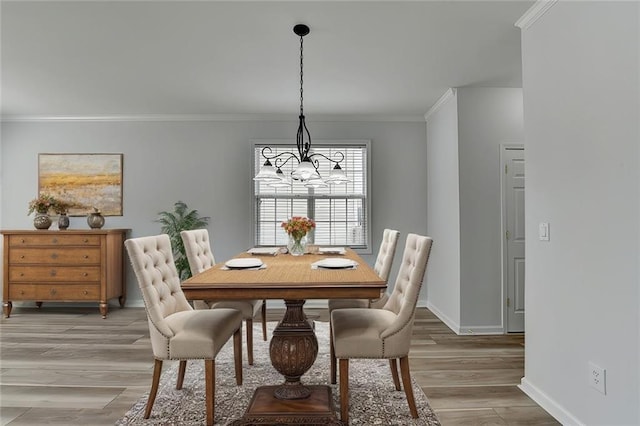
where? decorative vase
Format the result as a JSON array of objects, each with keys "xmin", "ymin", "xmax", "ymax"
[
  {"xmin": 87, "ymin": 210, "xmax": 105, "ymax": 229},
  {"xmin": 57, "ymin": 213, "xmax": 70, "ymax": 230},
  {"xmin": 33, "ymin": 213, "xmax": 52, "ymax": 230},
  {"xmin": 287, "ymin": 234, "xmax": 307, "ymax": 256}
]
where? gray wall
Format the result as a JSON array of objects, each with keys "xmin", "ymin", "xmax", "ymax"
[
  {"xmin": 0, "ymin": 118, "xmax": 428, "ymax": 307},
  {"xmin": 458, "ymin": 87, "xmax": 524, "ymax": 330},
  {"xmin": 519, "ymin": 2, "xmax": 639, "ymax": 425},
  {"xmin": 426, "ymin": 87, "xmax": 524, "ymax": 333}
]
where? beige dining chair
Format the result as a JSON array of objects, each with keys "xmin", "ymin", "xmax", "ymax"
[
  {"xmin": 181, "ymin": 229, "xmax": 267, "ymax": 366},
  {"xmin": 330, "ymin": 233, "xmax": 433, "ymax": 424},
  {"xmin": 328, "ymin": 228, "xmax": 400, "ymax": 383},
  {"xmin": 125, "ymin": 234, "xmax": 243, "ymax": 426}
]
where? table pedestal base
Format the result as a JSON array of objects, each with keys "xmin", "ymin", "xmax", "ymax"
[{"xmin": 230, "ymin": 385, "xmax": 343, "ymax": 425}]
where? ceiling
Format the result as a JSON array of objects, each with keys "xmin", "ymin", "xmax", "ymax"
[{"xmin": 1, "ymin": 1, "xmax": 534, "ymax": 120}]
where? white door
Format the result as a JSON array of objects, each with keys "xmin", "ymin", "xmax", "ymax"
[{"xmin": 502, "ymin": 146, "xmax": 525, "ymax": 333}]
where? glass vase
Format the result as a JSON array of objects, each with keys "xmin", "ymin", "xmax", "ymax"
[{"xmin": 287, "ymin": 234, "xmax": 307, "ymax": 256}]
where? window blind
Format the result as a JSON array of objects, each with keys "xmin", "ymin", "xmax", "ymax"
[{"xmin": 253, "ymin": 141, "xmax": 370, "ymax": 251}]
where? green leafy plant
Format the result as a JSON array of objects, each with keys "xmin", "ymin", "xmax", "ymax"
[{"xmin": 155, "ymin": 201, "xmax": 210, "ymax": 281}]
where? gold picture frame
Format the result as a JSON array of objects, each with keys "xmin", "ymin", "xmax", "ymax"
[{"xmin": 38, "ymin": 153, "xmax": 123, "ymax": 216}]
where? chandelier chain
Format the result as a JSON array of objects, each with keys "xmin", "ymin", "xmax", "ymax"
[{"xmin": 299, "ymin": 34, "xmax": 304, "ymax": 116}]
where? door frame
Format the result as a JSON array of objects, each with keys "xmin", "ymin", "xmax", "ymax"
[{"xmin": 500, "ymin": 144, "xmax": 524, "ymax": 333}]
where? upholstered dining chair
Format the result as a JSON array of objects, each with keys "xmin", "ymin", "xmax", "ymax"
[
  {"xmin": 328, "ymin": 228, "xmax": 400, "ymax": 383},
  {"xmin": 181, "ymin": 229, "xmax": 267, "ymax": 365},
  {"xmin": 330, "ymin": 233, "xmax": 433, "ymax": 424},
  {"xmin": 125, "ymin": 234, "xmax": 243, "ymax": 426}
]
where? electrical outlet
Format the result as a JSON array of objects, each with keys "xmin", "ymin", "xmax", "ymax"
[{"xmin": 589, "ymin": 362, "xmax": 606, "ymax": 394}]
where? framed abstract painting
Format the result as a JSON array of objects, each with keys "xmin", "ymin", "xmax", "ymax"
[{"xmin": 38, "ymin": 153, "xmax": 123, "ymax": 216}]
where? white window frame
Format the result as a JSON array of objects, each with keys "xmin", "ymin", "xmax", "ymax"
[{"xmin": 252, "ymin": 139, "xmax": 372, "ymax": 254}]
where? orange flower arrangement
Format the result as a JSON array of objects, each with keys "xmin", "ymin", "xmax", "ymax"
[{"xmin": 281, "ymin": 216, "xmax": 316, "ymax": 240}]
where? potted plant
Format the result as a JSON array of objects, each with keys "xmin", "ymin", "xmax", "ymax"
[{"xmin": 155, "ymin": 201, "xmax": 210, "ymax": 280}]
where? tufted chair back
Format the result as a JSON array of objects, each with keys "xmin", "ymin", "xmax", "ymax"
[
  {"xmin": 373, "ymin": 228, "xmax": 400, "ymax": 282},
  {"xmin": 181, "ymin": 229, "xmax": 216, "ymax": 274},
  {"xmin": 380, "ymin": 234, "xmax": 433, "ymax": 356},
  {"xmin": 125, "ymin": 234, "xmax": 193, "ymax": 359}
]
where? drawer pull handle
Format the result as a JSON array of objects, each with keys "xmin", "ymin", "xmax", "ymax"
[
  {"xmin": 52, "ymin": 238, "xmax": 58, "ymax": 244},
  {"xmin": 20, "ymin": 273, "xmax": 24, "ymax": 277},
  {"xmin": 83, "ymin": 290, "xmax": 88, "ymax": 295},
  {"xmin": 21, "ymin": 239, "xmax": 25, "ymax": 244},
  {"xmin": 50, "ymin": 288, "xmax": 57, "ymax": 295},
  {"xmin": 20, "ymin": 255, "xmax": 25, "ymax": 259},
  {"xmin": 20, "ymin": 290, "xmax": 25, "ymax": 295},
  {"xmin": 83, "ymin": 273, "xmax": 89, "ymax": 277},
  {"xmin": 83, "ymin": 239, "xmax": 89, "ymax": 243},
  {"xmin": 51, "ymin": 253, "xmax": 58, "ymax": 259},
  {"xmin": 50, "ymin": 270, "xmax": 57, "ymax": 277},
  {"xmin": 84, "ymin": 255, "xmax": 89, "ymax": 259}
]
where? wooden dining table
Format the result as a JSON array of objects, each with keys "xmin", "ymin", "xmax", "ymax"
[{"xmin": 181, "ymin": 248, "xmax": 385, "ymax": 425}]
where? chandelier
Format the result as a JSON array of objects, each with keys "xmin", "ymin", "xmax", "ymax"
[{"xmin": 254, "ymin": 24, "xmax": 349, "ymax": 188}]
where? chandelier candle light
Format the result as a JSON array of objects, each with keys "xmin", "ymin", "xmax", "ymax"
[
  {"xmin": 282, "ymin": 216, "xmax": 316, "ymax": 256},
  {"xmin": 254, "ymin": 24, "xmax": 350, "ymax": 188}
]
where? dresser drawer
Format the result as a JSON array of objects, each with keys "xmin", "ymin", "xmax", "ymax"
[
  {"xmin": 9, "ymin": 248, "xmax": 101, "ymax": 264},
  {"xmin": 9, "ymin": 234, "xmax": 101, "ymax": 247},
  {"xmin": 9, "ymin": 266, "xmax": 101, "ymax": 282},
  {"xmin": 9, "ymin": 284, "xmax": 101, "ymax": 300},
  {"xmin": 37, "ymin": 284, "xmax": 100, "ymax": 300},
  {"xmin": 8, "ymin": 284, "xmax": 38, "ymax": 299}
]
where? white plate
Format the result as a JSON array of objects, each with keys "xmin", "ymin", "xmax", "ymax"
[
  {"xmin": 318, "ymin": 247, "xmax": 346, "ymax": 255},
  {"xmin": 316, "ymin": 258, "xmax": 357, "ymax": 269},
  {"xmin": 225, "ymin": 258, "xmax": 264, "ymax": 269}
]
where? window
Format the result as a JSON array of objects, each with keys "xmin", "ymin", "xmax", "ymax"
[{"xmin": 253, "ymin": 140, "xmax": 371, "ymax": 252}]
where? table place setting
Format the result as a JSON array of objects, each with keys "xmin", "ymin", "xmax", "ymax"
[
  {"xmin": 246, "ymin": 246, "xmax": 282, "ymax": 256},
  {"xmin": 317, "ymin": 246, "xmax": 346, "ymax": 255},
  {"xmin": 221, "ymin": 257, "xmax": 267, "ymax": 270},
  {"xmin": 312, "ymin": 257, "xmax": 358, "ymax": 270}
]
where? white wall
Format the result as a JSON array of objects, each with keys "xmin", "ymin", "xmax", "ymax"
[
  {"xmin": 425, "ymin": 91, "xmax": 462, "ymax": 329},
  {"xmin": 519, "ymin": 2, "xmax": 639, "ymax": 424},
  {"xmin": 0, "ymin": 118, "xmax": 428, "ymax": 306},
  {"xmin": 425, "ymin": 87, "xmax": 524, "ymax": 334}
]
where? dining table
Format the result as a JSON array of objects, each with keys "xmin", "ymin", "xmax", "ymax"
[{"xmin": 181, "ymin": 247, "xmax": 386, "ymax": 425}]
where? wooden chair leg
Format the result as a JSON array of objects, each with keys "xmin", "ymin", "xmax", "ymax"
[
  {"xmin": 144, "ymin": 359, "xmax": 163, "ymax": 419},
  {"xmin": 399, "ymin": 356, "xmax": 418, "ymax": 418},
  {"xmin": 246, "ymin": 318, "xmax": 254, "ymax": 365},
  {"xmin": 339, "ymin": 358, "xmax": 349, "ymax": 424},
  {"xmin": 261, "ymin": 301, "xmax": 267, "ymax": 341},
  {"xmin": 176, "ymin": 360, "xmax": 187, "ymax": 390},
  {"xmin": 204, "ymin": 359, "xmax": 215, "ymax": 426},
  {"xmin": 389, "ymin": 358, "xmax": 401, "ymax": 391},
  {"xmin": 330, "ymin": 322, "xmax": 337, "ymax": 384},
  {"xmin": 233, "ymin": 327, "xmax": 243, "ymax": 385}
]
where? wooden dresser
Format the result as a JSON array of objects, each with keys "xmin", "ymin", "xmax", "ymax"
[{"xmin": 2, "ymin": 229, "xmax": 130, "ymax": 319}]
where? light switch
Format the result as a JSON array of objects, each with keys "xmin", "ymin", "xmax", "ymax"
[{"xmin": 539, "ymin": 222, "xmax": 550, "ymax": 241}]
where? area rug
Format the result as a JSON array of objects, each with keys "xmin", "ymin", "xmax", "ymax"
[{"xmin": 116, "ymin": 321, "xmax": 440, "ymax": 425}]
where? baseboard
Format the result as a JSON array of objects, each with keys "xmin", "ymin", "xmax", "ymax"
[
  {"xmin": 457, "ymin": 324, "xmax": 504, "ymax": 335},
  {"xmin": 519, "ymin": 377, "xmax": 583, "ymax": 425},
  {"xmin": 124, "ymin": 299, "xmax": 328, "ymax": 310},
  {"xmin": 425, "ymin": 301, "xmax": 504, "ymax": 335},
  {"xmin": 266, "ymin": 299, "xmax": 328, "ymax": 309},
  {"xmin": 426, "ymin": 300, "xmax": 462, "ymax": 334}
]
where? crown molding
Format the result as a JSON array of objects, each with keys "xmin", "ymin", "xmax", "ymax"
[
  {"xmin": 515, "ymin": 0, "xmax": 558, "ymax": 30},
  {"xmin": 424, "ymin": 88, "xmax": 457, "ymax": 121},
  {"xmin": 0, "ymin": 113, "xmax": 426, "ymax": 123}
]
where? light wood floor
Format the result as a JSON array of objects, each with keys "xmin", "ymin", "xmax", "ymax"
[{"xmin": 0, "ymin": 305, "xmax": 559, "ymax": 425}]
